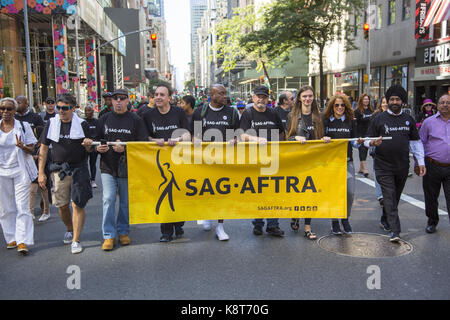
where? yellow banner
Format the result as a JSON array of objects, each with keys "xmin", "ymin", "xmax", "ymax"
[{"xmin": 128, "ymin": 141, "xmax": 348, "ymax": 224}]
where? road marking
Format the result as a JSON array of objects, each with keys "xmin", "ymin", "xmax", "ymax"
[{"xmin": 357, "ymin": 177, "xmax": 447, "ymax": 216}]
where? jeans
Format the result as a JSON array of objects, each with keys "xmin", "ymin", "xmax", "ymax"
[
  {"xmin": 373, "ymin": 166, "xmax": 383, "ymax": 199},
  {"xmin": 101, "ymin": 173, "xmax": 129, "ymax": 239},
  {"xmin": 253, "ymin": 219, "xmax": 279, "ymax": 229}
]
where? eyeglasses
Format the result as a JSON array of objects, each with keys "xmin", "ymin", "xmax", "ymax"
[
  {"xmin": 0, "ymin": 107, "xmax": 14, "ymax": 112},
  {"xmin": 113, "ymin": 95, "xmax": 128, "ymax": 101},
  {"xmin": 334, "ymin": 103, "xmax": 345, "ymax": 108},
  {"xmin": 56, "ymin": 105, "xmax": 72, "ymax": 111}
]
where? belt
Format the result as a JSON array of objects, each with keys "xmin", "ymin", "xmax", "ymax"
[{"xmin": 426, "ymin": 157, "xmax": 450, "ymax": 167}]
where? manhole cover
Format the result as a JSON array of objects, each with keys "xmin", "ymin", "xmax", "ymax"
[{"xmin": 318, "ymin": 233, "xmax": 413, "ymax": 258}]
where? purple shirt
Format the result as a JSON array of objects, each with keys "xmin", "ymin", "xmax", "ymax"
[{"xmin": 419, "ymin": 112, "xmax": 450, "ymax": 164}]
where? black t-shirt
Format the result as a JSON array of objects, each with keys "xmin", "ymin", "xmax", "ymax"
[
  {"xmin": 191, "ymin": 105, "xmax": 240, "ymax": 141},
  {"xmin": 96, "ymin": 111, "xmax": 149, "ymax": 177},
  {"xmin": 85, "ymin": 118, "xmax": 98, "ymax": 140},
  {"xmin": 15, "ymin": 110, "xmax": 44, "ymax": 132},
  {"xmin": 366, "ymin": 111, "xmax": 420, "ymax": 171},
  {"xmin": 239, "ymin": 107, "xmax": 285, "ymax": 141},
  {"xmin": 323, "ymin": 117, "xmax": 357, "ymax": 161},
  {"xmin": 273, "ymin": 106, "xmax": 290, "ymax": 131},
  {"xmin": 143, "ymin": 106, "xmax": 190, "ymax": 141},
  {"xmin": 354, "ymin": 108, "xmax": 373, "ymax": 136},
  {"xmin": 43, "ymin": 112, "xmax": 56, "ymax": 125},
  {"xmin": 301, "ymin": 113, "xmax": 315, "ymax": 139},
  {"xmin": 40, "ymin": 120, "xmax": 91, "ymax": 165}
]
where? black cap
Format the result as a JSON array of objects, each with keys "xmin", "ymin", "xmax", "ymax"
[
  {"xmin": 45, "ymin": 97, "xmax": 55, "ymax": 103},
  {"xmin": 385, "ymin": 85, "xmax": 407, "ymax": 103},
  {"xmin": 253, "ymin": 85, "xmax": 270, "ymax": 97},
  {"xmin": 112, "ymin": 88, "xmax": 129, "ymax": 97}
]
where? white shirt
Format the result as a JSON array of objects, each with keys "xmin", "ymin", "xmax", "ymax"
[{"xmin": 0, "ymin": 129, "xmax": 20, "ymax": 174}]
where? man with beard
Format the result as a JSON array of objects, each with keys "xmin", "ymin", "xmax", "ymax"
[
  {"xmin": 366, "ymin": 85, "xmax": 425, "ymax": 242},
  {"xmin": 99, "ymin": 92, "xmax": 114, "ymax": 118},
  {"xmin": 240, "ymin": 85, "xmax": 285, "ymax": 237}
]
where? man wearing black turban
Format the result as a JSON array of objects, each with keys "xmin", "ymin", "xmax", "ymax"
[{"xmin": 365, "ymin": 85, "xmax": 426, "ymax": 242}]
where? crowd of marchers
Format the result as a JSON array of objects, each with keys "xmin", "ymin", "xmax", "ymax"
[{"xmin": 0, "ymin": 82, "xmax": 448, "ymax": 255}]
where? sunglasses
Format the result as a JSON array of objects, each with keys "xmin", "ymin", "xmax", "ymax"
[
  {"xmin": 46, "ymin": 100, "xmax": 55, "ymax": 104},
  {"xmin": 56, "ymin": 105, "xmax": 72, "ymax": 111},
  {"xmin": 334, "ymin": 103, "xmax": 345, "ymax": 108},
  {"xmin": 0, "ymin": 107, "xmax": 15, "ymax": 112},
  {"xmin": 113, "ymin": 95, "xmax": 128, "ymax": 101}
]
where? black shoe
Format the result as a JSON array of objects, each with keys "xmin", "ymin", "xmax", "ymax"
[
  {"xmin": 160, "ymin": 235, "xmax": 173, "ymax": 242},
  {"xmin": 331, "ymin": 220, "xmax": 343, "ymax": 235},
  {"xmin": 425, "ymin": 224, "xmax": 437, "ymax": 234},
  {"xmin": 378, "ymin": 198, "xmax": 384, "ymax": 207},
  {"xmin": 175, "ymin": 226, "xmax": 184, "ymax": 238},
  {"xmin": 389, "ymin": 232, "xmax": 401, "ymax": 243},
  {"xmin": 253, "ymin": 226, "xmax": 263, "ymax": 236},
  {"xmin": 380, "ymin": 221, "xmax": 391, "ymax": 232},
  {"xmin": 341, "ymin": 219, "xmax": 353, "ymax": 234},
  {"xmin": 266, "ymin": 227, "xmax": 284, "ymax": 237}
]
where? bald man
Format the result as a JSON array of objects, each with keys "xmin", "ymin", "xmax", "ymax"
[
  {"xmin": 191, "ymin": 84, "xmax": 240, "ymax": 241},
  {"xmin": 15, "ymin": 95, "xmax": 44, "ymax": 132}
]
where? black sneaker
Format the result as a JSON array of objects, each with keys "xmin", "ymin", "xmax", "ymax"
[
  {"xmin": 389, "ymin": 232, "xmax": 401, "ymax": 243},
  {"xmin": 378, "ymin": 198, "xmax": 384, "ymax": 207},
  {"xmin": 175, "ymin": 226, "xmax": 184, "ymax": 238},
  {"xmin": 341, "ymin": 219, "xmax": 353, "ymax": 234},
  {"xmin": 266, "ymin": 227, "xmax": 284, "ymax": 237},
  {"xmin": 425, "ymin": 224, "xmax": 437, "ymax": 234},
  {"xmin": 159, "ymin": 235, "xmax": 173, "ymax": 243},
  {"xmin": 380, "ymin": 221, "xmax": 391, "ymax": 232},
  {"xmin": 331, "ymin": 220, "xmax": 343, "ymax": 235},
  {"xmin": 253, "ymin": 225, "xmax": 263, "ymax": 236}
]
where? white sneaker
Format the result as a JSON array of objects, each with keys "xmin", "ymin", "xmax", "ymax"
[
  {"xmin": 215, "ymin": 223, "xmax": 229, "ymax": 241},
  {"xmin": 63, "ymin": 231, "xmax": 73, "ymax": 244},
  {"xmin": 91, "ymin": 181, "xmax": 98, "ymax": 188},
  {"xmin": 38, "ymin": 213, "xmax": 50, "ymax": 222},
  {"xmin": 203, "ymin": 220, "xmax": 212, "ymax": 231},
  {"xmin": 71, "ymin": 241, "xmax": 83, "ymax": 254}
]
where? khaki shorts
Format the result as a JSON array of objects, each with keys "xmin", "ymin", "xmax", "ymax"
[
  {"xmin": 51, "ymin": 172, "xmax": 72, "ymax": 208},
  {"xmin": 50, "ymin": 165, "xmax": 92, "ymax": 209}
]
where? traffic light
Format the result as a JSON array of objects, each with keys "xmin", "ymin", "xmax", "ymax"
[
  {"xmin": 150, "ymin": 33, "xmax": 157, "ymax": 48},
  {"xmin": 363, "ymin": 23, "xmax": 370, "ymax": 40}
]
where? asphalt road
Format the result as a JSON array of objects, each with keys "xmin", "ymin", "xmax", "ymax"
[{"xmin": 1, "ymin": 154, "xmax": 449, "ymax": 300}]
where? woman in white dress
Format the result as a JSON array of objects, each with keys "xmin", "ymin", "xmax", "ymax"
[{"xmin": 0, "ymin": 98, "xmax": 37, "ymax": 255}]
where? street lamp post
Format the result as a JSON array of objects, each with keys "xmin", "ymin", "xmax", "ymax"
[
  {"xmin": 366, "ymin": 0, "xmax": 371, "ymax": 95},
  {"xmin": 23, "ymin": 0, "xmax": 33, "ymax": 108}
]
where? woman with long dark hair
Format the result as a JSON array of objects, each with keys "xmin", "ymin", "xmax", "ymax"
[
  {"xmin": 354, "ymin": 94, "xmax": 374, "ymax": 177},
  {"xmin": 286, "ymin": 85, "xmax": 329, "ymax": 240},
  {"xmin": 323, "ymin": 94, "xmax": 363, "ymax": 234}
]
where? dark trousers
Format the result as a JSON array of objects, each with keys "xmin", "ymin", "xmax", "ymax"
[
  {"xmin": 359, "ymin": 145, "xmax": 368, "ymax": 162},
  {"xmin": 423, "ymin": 159, "xmax": 450, "ymax": 226},
  {"xmin": 88, "ymin": 151, "xmax": 98, "ymax": 182},
  {"xmin": 161, "ymin": 222, "xmax": 185, "ymax": 237},
  {"xmin": 376, "ymin": 168, "xmax": 409, "ymax": 234}
]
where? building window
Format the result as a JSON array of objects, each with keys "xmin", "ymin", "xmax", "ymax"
[
  {"xmin": 385, "ymin": 64, "xmax": 408, "ymax": 92},
  {"xmin": 388, "ymin": 0, "xmax": 396, "ymax": 25},
  {"xmin": 402, "ymin": 0, "xmax": 411, "ymax": 20},
  {"xmin": 378, "ymin": 4, "xmax": 383, "ymax": 29}
]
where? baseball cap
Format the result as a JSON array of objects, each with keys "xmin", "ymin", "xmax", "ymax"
[
  {"xmin": 45, "ymin": 97, "xmax": 55, "ymax": 103},
  {"xmin": 253, "ymin": 85, "xmax": 270, "ymax": 97},
  {"xmin": 112, "ymin": 88, "xmax": 129, "ymax": 97}
]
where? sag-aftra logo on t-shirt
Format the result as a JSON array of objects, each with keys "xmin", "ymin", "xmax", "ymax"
[{"xmin": 384, "ymin": 121, "xmax": 410, "ymax": 135}]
